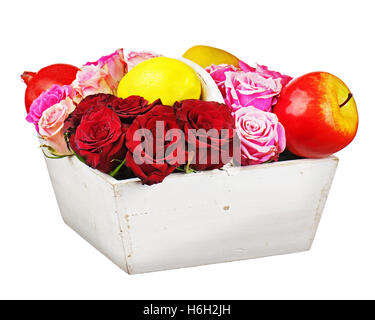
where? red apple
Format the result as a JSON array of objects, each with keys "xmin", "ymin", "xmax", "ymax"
[{"xmin": 273, "ymin": 72, "xmax": 358, "ymax": 158}]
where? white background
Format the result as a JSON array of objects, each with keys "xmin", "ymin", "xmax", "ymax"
[{"xmin": 1, "ymin": 0, "xmax": 374, "ymax": 299}]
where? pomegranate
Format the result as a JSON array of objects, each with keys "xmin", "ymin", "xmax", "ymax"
[{"xmin": 21, "ymin": 64, "xmax": 79, "ymax": 113}]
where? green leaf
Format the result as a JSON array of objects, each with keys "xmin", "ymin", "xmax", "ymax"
[
  {"xmin": 184, "ymin": 163, "xmax": 196, "ymax": 173},
  {"xmin": 72, "ymin": 150, "xmax": 85, "ymax": 164},
  {"xmin": 41, "ymin": 149, "xmax": 68, "ymax": 159},
  {"xmin": 64, "ymin": 131, "xmax": 72, "ymax": 151},
  {"xmin": 39, "ymin": 144, "xmax": 69, "ymax": 159},
  {"xmin": 175, "ymin": 165, "xmax": 196, "ymax": 174},
  {"xmin": 185, "ymin": 166, "xmax": 197, "ymax": 173},
  {"xmin": 109, "ymin": 157, "xmax": 127, "ymax": 177}
]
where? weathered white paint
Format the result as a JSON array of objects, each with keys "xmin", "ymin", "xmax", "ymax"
[{"xmin": 44, "ymin": 156, "xmax": 338, "ymax": 274}]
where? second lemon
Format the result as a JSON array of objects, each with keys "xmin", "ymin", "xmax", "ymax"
[{"xmin": 117, "ymin": 57, "xmax": 201, "ymax": 106}]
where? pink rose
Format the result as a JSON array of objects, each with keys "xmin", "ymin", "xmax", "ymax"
[
  {"xmin": 205, "ymin": 64, "xmax": 239, "ymax": 97},
  {"xmin": 239, "ymin": 61, "xmax": 292, "ymax": 87},
  {"xmin": 26, "ymin": 84, "xmax": 72, "ymax": 133},
  {"xmin": 84, "ymin": 48, "xmax": 127, "ymax": 91},
  {"xmin": 235, "ymin": 106, "xmax": 286, "ymax": 165},
  {"xmin": 38, "ymin": 98, "xmax": 76, "ymax": 155},
  {"xmin": 72, "ymin": 64, "xmax": 112, "ymax": 100},
  {"xmin": 206, "ymin": 61, "xmax": 292, "ymax": 113},
  {"xmin": 224, "ymin": 70, "xmax": 282, "ymax": 112},
  {"xmin": 72, "ymin": 49, "xmax": 127, "ymax": 101},
  {"xmin": 125, "ymin": 51, "xmax": 162, "ymax": 70}
]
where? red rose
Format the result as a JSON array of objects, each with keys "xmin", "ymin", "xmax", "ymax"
[
  {"xmin": 125, "ymin": 105, "xmax": 186, "ymax": 185},
  {"xmin": 66, "ymin": 94, "xmax": 158, "ymax": 130},
  {"xmin": 173, "ymin": 99, "xmax": 236, "ymax": 171},
  {"xmin": 66, "ymin": 94, "xmax": 117, "ymax": 130},
  {"xmin": 110, "ymin": 95, "xmax": 160, "ymax": 123},
  {"xmin": 70, "ymin": 105, "xmax": 127, "ymax": 173}
]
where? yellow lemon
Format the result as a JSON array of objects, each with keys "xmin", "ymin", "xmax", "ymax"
[
  {"xmin": 183, "ymin": 45, "xmax": 240, "ymax": 68},
  {"xmin": 117, "ymin": 57, "xmax": 201, "ymax": 106}
]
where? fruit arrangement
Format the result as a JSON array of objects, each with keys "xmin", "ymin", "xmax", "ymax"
[{"xmin": 23, "ymin": 46, "xmax": 358, "ymax": 185}]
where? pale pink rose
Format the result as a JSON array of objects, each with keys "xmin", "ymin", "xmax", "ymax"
[
  {"xmin": 84, "ymin": 48, "xmax": 127, "ymax": 91},
  {"xmin": 205, "ymin": 64, "xmax": 239, "ymax": 97},
  {"xmin": 239, "ymin": 61, "xmax": 292, "ymax": 87},
  {"xmin": 38, "ymin": 97, "xmax": 76, "ymax": 155},
  {"xmin": 235, "ymin": 106, "xmax": 286, "ymax": 165},
  {"xmin": 72, "ymin": 49, "xmax": 127, "ymax": 102},
  {"xmin": 125, "ymin": 51, "xmax": 162, "ymax": 70},
  {"xmin": 26, "ymin": 85, "xmax": 72, "ymax": 133},
  {"xmin": 224, "ymin": 70, "xmax": 283, "ymax": 112},
  {"xmin": 72, "ymin": 64, "xmax": 112, "ymax": 102}
]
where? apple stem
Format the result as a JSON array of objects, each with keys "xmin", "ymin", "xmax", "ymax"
[{"xmin": 340, "ymin": 93, "xmax": 353, "ymax": 108}]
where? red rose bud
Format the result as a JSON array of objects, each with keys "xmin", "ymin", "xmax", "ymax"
[
  {"xmin": 70, "ymin": 105, "xmax": 127, "ymax": 173},
  {"xmin": 174, "ymin": 99, "xmax": 237, "ymax": 171},
  {"xmin": 125, "ymin": 105, "xmax": 186, "ymax": 185}
]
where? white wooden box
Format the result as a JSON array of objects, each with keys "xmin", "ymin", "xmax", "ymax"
[{"xmin": 44, "ymin": 155, "xmax": 338, "ymax": 274}]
